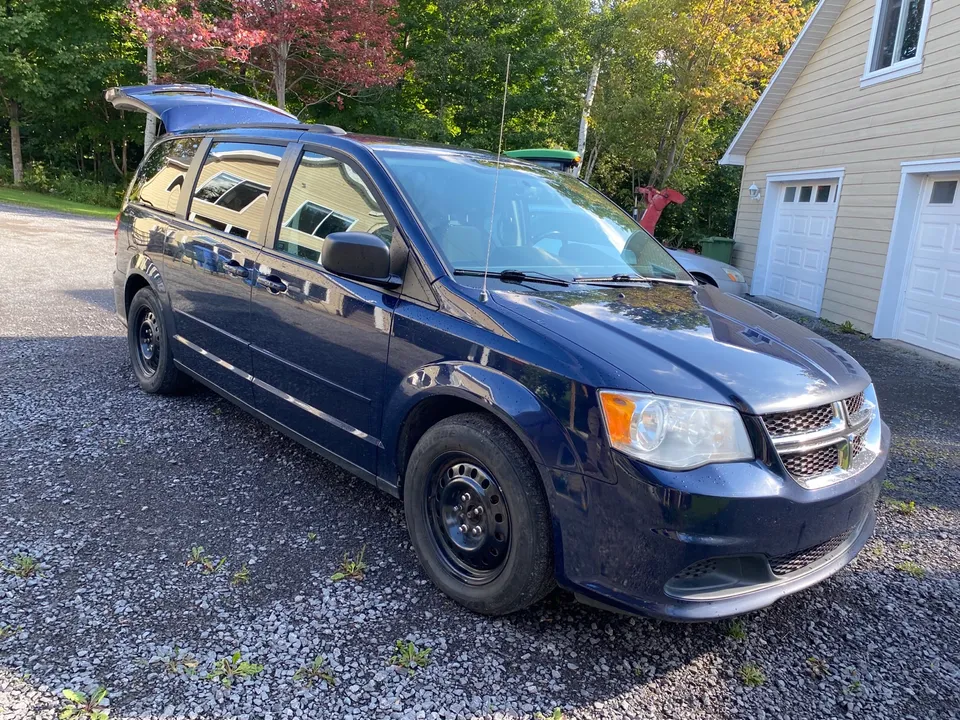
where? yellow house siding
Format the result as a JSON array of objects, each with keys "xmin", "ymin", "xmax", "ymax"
[{"xmin": 731, "ymin": 0, "xmax": 960, "ymax": 331}]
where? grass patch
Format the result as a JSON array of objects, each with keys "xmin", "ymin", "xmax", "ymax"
[
  {"xmin": 739, "ymin": 663, "xmax": 765, "ymax": 687},
  {"xmin": 60, "ymin": 686, "xmax": 109, "ymax": 720},
  {"xmin": 726, "ymin": 619, "xmax": 747, "ymax": 641},
  {"xmin": 1, "ymin": 554, "xmax": 41, "ymax": 579},
  {"xmin": 0, "ymin": 187, "xmax": 118, "ymax": 219},
  {"xmin": 186, "ymin": 546, "xmax": 226, "ymax": 575},
  {"xmin": 389, "ymin": 640, "xmax": 431, "ymax": 675},
  {"xmin": 331, "ymin": 546, "xmax": 367, "ymax": 582},
  {"xmin": 806, "ymin": 656, "xmax": 829, "ymax": 679},
  {"xmin": 207, "ymin": 652, "xmax": 263, "ymax": 687},
  {"xmin": 293, "ymin": 655, "xmax": 336, "ymax": 688},
  {"xmin": 888, "ymin": 499, "xmax": 917, "ymax": 515},
  {"xmin": 895, "ymin": 560, "xmax": 925, "ymax": 579}
]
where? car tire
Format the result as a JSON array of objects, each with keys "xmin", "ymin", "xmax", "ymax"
[
  {"xmin": 404, "ymin": 412, "xmax": 555, "ymax": 615},
  {"xmin": 127, "ymin": 287, "xmax": 189, "ymax": 394}
]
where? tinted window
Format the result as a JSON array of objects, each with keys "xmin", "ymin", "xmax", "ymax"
[
  {"xmin": 275, "ymin": 150, "xmax": 390, "ymax": 264},
  {"xmin": 129, "ymin": 137, "xmax": 201, "ymax": 213},
  {"xmin": 189, "ymin": 141, "xmax": 285, "ymax": 242}
]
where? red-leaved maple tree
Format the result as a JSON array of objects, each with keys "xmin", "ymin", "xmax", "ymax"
[{"xmin": 129, "ymin": 0, "xmax": 407, "ymax": 112}]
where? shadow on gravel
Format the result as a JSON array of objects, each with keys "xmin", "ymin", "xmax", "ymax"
[{"xmin": 63, "ymin": 288, "xmax": 117, "ymax": 313}]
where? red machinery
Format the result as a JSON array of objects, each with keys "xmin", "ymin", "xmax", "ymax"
[{"xmin": 636, "ymin": 186, "xmax": 686, "ymax": 236}]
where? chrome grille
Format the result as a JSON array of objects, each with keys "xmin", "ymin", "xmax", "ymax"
[
  {"xmin": 782, "ymin": 445, "xmax": 839, "ymax": 479},
  {"xmin": 769, "ymin": 531, "xmax": 849, "ymax": 576},
  {"xmin": 762, "ymin": 403, "xmax": 835, "ymax": 438},
  {"xmin": 764, "ymin": 390, "xmax": 876, "ymax": 487},
  {"xmin": 845, "ymin": 392, "xmax": 865, "ymax": 416}
]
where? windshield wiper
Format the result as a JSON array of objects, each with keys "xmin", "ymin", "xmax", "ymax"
[
  {"xmin": 574, "ymin": 273, "xmax": 689, "ymax": 285},
  {"xmin": 454, "ymin": 268, "xmax": 569, "ymax": 287}
]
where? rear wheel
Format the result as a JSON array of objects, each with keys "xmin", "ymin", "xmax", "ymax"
[
  {"xmin": 127, "ymin": 287, "xmax": 189, "ymax": 394},
  {"xmin": 404, "ymin": 413, "xmax": 554, "ymax": 615}
]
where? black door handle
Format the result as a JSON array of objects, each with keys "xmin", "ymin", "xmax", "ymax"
[
  {"xmin": 222, "ymin": 260, "xmax": 249, "ymax": 278},
  {"xmin": 256, "ymin": 274, "xmax": 287, "ymax": 293}
]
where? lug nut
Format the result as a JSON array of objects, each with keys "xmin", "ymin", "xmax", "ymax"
[
  {"xmin": 453, "ymin": 504, "xmax": 461, "ymax": 512},
  {"xmin": 471, "ymin": 526, "xmax": 482, "ymax": 537},
  {"xmin": 458, "ymin": 524, "xmax": 468, "ymax": 534},
  {"xmin": 460, "ymin": 493, "xmax": 470, "ymax": 503},
  {"xmin": 471, "ymin": 506, "xmax": 483, "ymax": 517}
]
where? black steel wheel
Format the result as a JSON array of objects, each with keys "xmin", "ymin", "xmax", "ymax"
[
  {"xmin": 404, "ymin": 413, "xmax": 554, "ymax": 615},
  {"xmin": 126, "ymin": 286, "xmax": 190, "ymax": 394},
  {"xmin": 133, "ymin": 305, "xmax": 161, "ymax": 378},
  {"xmin": 425, "ymin": 455, "xmax": 512, "ymax": 585}
]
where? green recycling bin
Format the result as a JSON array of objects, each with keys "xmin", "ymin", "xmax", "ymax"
[{"xmin": 699, "ymin": 236, "xmax": 736, "ymax": 264}]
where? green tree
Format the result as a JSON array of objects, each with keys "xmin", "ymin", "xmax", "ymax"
[{"xmin": 0, "ymin": 0, "xmax": 140, "ymax": 185}]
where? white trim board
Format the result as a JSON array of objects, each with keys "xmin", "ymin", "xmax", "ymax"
[
  {"xmin": 873, "ymin": 157, "xmax": 960, "ymax": 339},
  {"xmin": 751, "ymin": 167, "xmax": 846, "ymax": 314}
]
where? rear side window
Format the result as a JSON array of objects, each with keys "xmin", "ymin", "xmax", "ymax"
[
  {"xmin": 275, "ymin": 150, "xmax": 391, "ymax": 264},
  {"xmin": 189, "ymin": 141, "xmax": 285, "ymax": 242},
  {"xmin": 128, "ymin": 137, "xmax": 201, "ymax": 214}
]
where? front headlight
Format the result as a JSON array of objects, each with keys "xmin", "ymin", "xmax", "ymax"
[
  {"xmin": 598, "ymin": 391, "xmax": 754, "ymax": 469},
  {"xmin": 725, "ymin": 266, "xmax": 745, "ymax": 283}
]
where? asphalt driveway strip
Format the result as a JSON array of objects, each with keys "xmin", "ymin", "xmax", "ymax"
[{"xmin": 0, "ymin": 203, "xmax": 957, "ymax": 720}]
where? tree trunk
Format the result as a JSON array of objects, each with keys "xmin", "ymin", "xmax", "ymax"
[
  {"xmin": 272, "ymin": 41, "xmax": 289, "ymax": 110},
  {"xmin": 583, "ymin": 140, "xmax": 600, "ymax": 184},
  {"xmin": 7, "ymin": 99, "xmax": 23, "ymax": 185},
  {"xmin": 575, "ymin": 59, "xmax": 601, "ymax": 178},
  {"xmin": 143, "ymin": 35, "xmax": 158, "ymax": 151}
]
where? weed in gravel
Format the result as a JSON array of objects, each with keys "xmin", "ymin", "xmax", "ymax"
[
  {"xmin": 212, "ymin": 406, "xmax": 222, "ymax": 416},
  {"xmin": 331, "ymin": 546, "xmax": 367, "ymax": 582},
  {"xmin": 806, "ymin": 656, "xmax": 829, "ymax": 679},
  {"xmin": 869, "ymin": 541, "xmax": 885, "ymax": 557},
  {"xmin": 727, "ymin": 620, "xmax": 747, "ymax": 641},
  {"xmin": 739, "ymin": 663, "xmax": 765, "ymax": 687},
  {"xmin": 1, "ymin": 554, "xmax": 41, "ymax": 578},
  {"xmin": 115, "ymin": 438, "xmax": 128, "ymax": 448},
  {"xmin": 888, "ymin": 499, "xmax": 917, "ymax": 515},
  {"xmin": 896, "ymin": 560, "xmax": 926, "ymax": 579},
  {"xmin": 307, "ymin": 532, "xmax": 318, "ymax": 542},
  {"xmin": 231, "ymin": 564, "xmax": 250, "ymax": 586},
  {"xmin": 60, "ymin": 686, "xmax": 108, "ymax": 720},
  {"xmin": 881, "ymin": 479, "xmax": 896, "ymax": 492},
  {"xmin": 0, "ymin": 624, "xmax": 22, "ymax": 641},
  {"xmin": 207, "ymin": 652, "xmax": 264, "ymax": 687},
  {"xmin": 390, "ymin": 640, "xmax": 431, "ymax": 675},
  {"xmin": 186, "ymin": 546, "xmax": 226, "ymax": 575},
  {"xmin": 160, "ymin": 647, "xmax": 199, "ymax": 676},
  {"xmin": 839, "ymin": 320, "xmax": 858, "ymax": 334},
  {"xmin": 293, "ymin": 655, "xmax": 336, "ymax": 687},
  {"xmin": 534, "ymin": 710, "xmax": 564, "ymax": 720}
]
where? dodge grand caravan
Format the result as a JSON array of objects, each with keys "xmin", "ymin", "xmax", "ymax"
[{"xmin": 107, "ymin": 85, "xmax": 889, "ymax": 620}]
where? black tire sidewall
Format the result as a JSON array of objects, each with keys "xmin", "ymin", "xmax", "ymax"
[
  {"xmin": 404, "ymin": 414, "xmax": 554, "ymax": 615},
  {"xmin": 127, "ymin": 287, "xmax": 177, "ymax": 394}
]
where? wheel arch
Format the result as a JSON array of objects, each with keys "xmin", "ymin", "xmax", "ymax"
[
  {"xmin": 121, "ymin": 255, "xmax": 169, "ymax": 320},
  {"xmin": 384, "ymin": 362, "xmax": 580, "ymax": 498},
  {"xmin": 691, "ymin": 271, "xmax": 719, "ymax": 287}
]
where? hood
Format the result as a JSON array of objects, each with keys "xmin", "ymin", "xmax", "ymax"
[{"xmin": 490, "ymin": 282, "xmax": 869, "ymax": 415}]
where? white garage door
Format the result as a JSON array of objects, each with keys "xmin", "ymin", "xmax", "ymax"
[
  {"xmin": 765, "ymin": 181, "xmax": 839, "ymax": 313},
  {"xmin": 897, "ymin": 176, "xmax": 960, "ymax": 359}
]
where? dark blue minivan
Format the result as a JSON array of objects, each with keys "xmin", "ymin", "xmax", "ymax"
[{"xmin": 108, "ymin": 85, "xmax": 889, "ymax": 620}]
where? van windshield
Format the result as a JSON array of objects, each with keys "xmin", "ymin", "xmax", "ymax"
[{"xmin": 376, "ymin": 148, "xmax": 690, "ymax": 284}]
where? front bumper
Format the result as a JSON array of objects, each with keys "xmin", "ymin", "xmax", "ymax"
[{"xmin": 548, "ymin": 421, "xmax": 889, "ymax": 621}]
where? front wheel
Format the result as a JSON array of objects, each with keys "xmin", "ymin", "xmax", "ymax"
[{"xmin": 404, "ymin": 413, "xmax": 555, "ymax": 615}]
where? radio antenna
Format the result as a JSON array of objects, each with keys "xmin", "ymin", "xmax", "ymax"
[{"xmin": 479, "ymin": 52, "xmax": 511, "ymax": 304}]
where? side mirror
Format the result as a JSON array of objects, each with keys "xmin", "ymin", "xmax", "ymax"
[{"xmin": 321, "ymin": 232, "xmax": 401, "ymax": 288}]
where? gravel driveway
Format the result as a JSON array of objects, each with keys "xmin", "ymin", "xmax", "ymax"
[{"xmin": 0, "ymin": 203, "xmax": 957, "ymax": 720}]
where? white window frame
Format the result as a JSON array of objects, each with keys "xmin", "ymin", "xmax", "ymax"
[{"xmin": 860, "ymin": 0, "xmax": 933, "ymax": 89}]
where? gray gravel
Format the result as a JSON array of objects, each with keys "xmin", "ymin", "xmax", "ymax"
[{"xmin": 0, "ymin": 202, "xmax": 958, "ymax": 720}]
